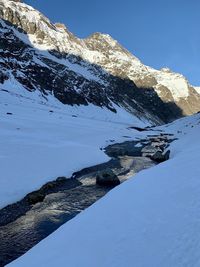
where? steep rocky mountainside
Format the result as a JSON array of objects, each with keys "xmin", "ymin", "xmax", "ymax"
[{"xmin": 0, "ymin": 0, "xmax": 200, "ymax": 124}]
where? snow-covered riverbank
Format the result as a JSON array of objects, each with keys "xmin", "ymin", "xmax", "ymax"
[
  {"xmin": 8, "ymin": 113, "xmax": 200, "ymax": 267},
  {"xmin": 0, "ymin": 85, "xmax": 148, "ymax": 208}
]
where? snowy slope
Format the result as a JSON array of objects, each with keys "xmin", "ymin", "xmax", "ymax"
[
  {"xmin": 194, "ymin": 87, "xmax": 200, "ymax": 94},
  {"xmin": 8, "ymin": 113, "xmax": 200, "ymax": 267},
  {"xmin": 1, "ymin": 0, "xmax": 200, "ymax": 123},
  {"xmin": 0, "ymin": 13, "xmax": 162, "ymax": 124},
  {"xmin": 0, "ymin": 80, "xmax": 149, "ymax": 208}
]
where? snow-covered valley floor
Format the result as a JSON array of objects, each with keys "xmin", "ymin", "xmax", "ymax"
[
  {"xmin": 2, "ymin": 81, "xmax": 200, "ymax": 267},
  {"xmin": 6, "ymin": 108, "xmax": 200, "ymax": 267},
  {"xmin": 0, "ymin": 83, "xmax": 148, "ymax": 208}
]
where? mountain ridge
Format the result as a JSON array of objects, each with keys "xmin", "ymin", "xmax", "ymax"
[{"xmin": 0, "ymin": 0, "xmax": 200, "ymax": 124}]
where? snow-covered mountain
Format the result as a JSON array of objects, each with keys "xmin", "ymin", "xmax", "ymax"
[
  {"xmin": 1, "ymin": 0, "xmax": 200, "ymax": 124},
  {"xmin": 1, "ymin": 2, "xmax": 200, "ymax": 266}
]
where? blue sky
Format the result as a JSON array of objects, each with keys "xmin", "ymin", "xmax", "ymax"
[{"xmin": 25, "ymin": 0, "xmax": 200, "ymax": 85}]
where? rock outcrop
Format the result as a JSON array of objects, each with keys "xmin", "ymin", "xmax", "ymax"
[
  {"xmin": 96, "ymin": 169, "xmax": 120, "ymax": 186},
  {"xmin": 0, "ymin": 0, "xmax": 200, "ymax": 123}
]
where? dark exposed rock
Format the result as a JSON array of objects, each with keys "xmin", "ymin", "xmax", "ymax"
[
  {"xmin": 150, "ymin": 150, "xmax": 170, "ymax": 163},
  {"xmin": 96, "ymin": 169, "xmax": 120, "ymax": 186},
  {"xmin": 25, "ymin": 177, "xmax": 79, "ymax": 205},
  {"xmin": 141, "ymin": 145, "xmax": 161, "ymax": 157},
  {"xmin": 40, "ymin": 181, "xmax": 57, "ymax": 191},
  {"xmin": 26, "ymin": 191, "xmax": 45, "ymax": 205},
  {"xmin": 56, "ymin": 176, "xmax": 67, "ymax": 183},
  {"xmin": 128, "ymin": 126, "xmax": 147, "ymax": 132},
  {"xmin": 105, "ymin": 141, "xmax": 143, "ymax": 158}
]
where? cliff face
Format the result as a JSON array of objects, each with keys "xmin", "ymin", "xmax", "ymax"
[{"xmin": 0, "ymin": 0, "xmax": 199, "ymax": 124}]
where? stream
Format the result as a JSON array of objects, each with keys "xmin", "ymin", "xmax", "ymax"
[{"xmin": 0, "ymin": 133, "xmax": 173, "ymax": 266}]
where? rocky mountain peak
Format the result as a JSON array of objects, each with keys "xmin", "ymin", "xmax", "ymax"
[
  {"xmin": 85, "ymin": 32, "xmax": 118, "ymax": 46},
  {"xmin": 0, "ymin": 0, "xmax": 200, "ymax": 124},
  {"xmin": 84, "ymin": 32, "xmax": 137, "ymax": 60},
  {"xmin": 54, "ymin": 23, "xmax": 68, "ymax": 32},
  {"xmin": 160, "ymin": 67, "xmax": 173, "ymax": 73}
]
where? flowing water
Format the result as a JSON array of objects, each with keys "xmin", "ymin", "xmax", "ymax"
[{"xmin": 0, "ymin": 137, "xmax": 163, "ymax": 266}]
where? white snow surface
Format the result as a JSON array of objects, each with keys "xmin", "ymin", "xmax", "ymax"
[
  {"xmin": 7, "ymin": 112, "xmax": 200, "ymax": 267},
  {"xmin": 0, "ymin": 78, "xmax": 147, "ymax": 208},
  {"xmin": 152, "ymin": 69, "xmax": 190, "ymax": 100},
  {"xmin": 194, "ymin": 86, "xmax": 200, "ymax": 94}
]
